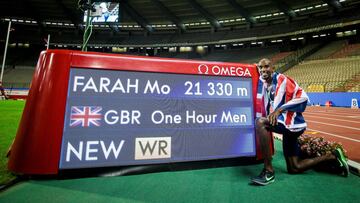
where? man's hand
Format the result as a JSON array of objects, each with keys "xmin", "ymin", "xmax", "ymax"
[{"xmin": 268, "ymin": 109, "xmax": 283, "ymax": 126}]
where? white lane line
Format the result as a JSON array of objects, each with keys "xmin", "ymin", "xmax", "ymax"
[
  {"xmin": 303, "ymin": 114, "xmax": 360, "ymax": 124},
  {"xmin": 307, "ymin": 109, "xmax": 360, "ymax": 113},
  {"xmin": 305, "ymin": 111, "xmax": 360, "ymax": 117},
  {"xmin": 307, "ymin": 128, "xmax": 360, "ymax": 143},
  {"xmin": 306, "ymin": 111, "xmax": 360, "ymax": 117},
  {"xmin": 304, "ymin": 111, "xmax": 359, "ymax": 118},
  {"xmin": 307, "ymin": 120, "xmax": 360, "ymax": 131},
  {"xmin": 348, "ymin": 160, "xmax": 360, "ymax": 173}
]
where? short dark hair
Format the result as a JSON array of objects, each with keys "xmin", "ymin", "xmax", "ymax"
[{"xmin": 258, "ymin": 58, "xmax": 273, "ymax": 68}]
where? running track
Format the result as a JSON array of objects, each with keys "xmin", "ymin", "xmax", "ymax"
[{"xmin": 303, "ymin": 106, "xmax": 360, "ymax": 163}]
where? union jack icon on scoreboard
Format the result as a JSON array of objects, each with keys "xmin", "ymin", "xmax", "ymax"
[{"xmin": 70, "ymin": 106, "xmax": 102, "ymax": 127}]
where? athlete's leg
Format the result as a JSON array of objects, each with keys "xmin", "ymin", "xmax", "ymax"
[
  {"xmin": 256, "ymin": 117, "xmax": 273, "ymax": 172},
  {"xmin": 285, "ymin": 154, "xmax": 335, "ymax": 174},
  {"xmin": 251, "ymin": 117, "xmax": 277, "ymax": 185},
  {"xmin": 282, "ymin": 132, "xmax": 336, "ymax": 174}
]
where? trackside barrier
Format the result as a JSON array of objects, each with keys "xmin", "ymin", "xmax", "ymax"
[
  {"xmin": 308, "ymin": 92, "xmax": 360, "ymax": 107},
  {"xmin": 8, "ymin": 50, "xmax": 272, "ymax": 175},
  {"xmin": 3, "ymin": 88, "xmax": 29, "ymax": 100},
  {"xmin": 351, "ymin": 98, "xmax": 359, "ymax": 109}
]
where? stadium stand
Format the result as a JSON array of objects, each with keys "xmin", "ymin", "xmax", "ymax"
[
  {"xmin": 1, "ymin": 47, "xmax": 38, "ymax": 89},
  {"xmin": 329, "ymin": 43, "xmax": 360, "ymax": 58},
  {"xmin": 307, "ymin": 84, "xmax": 325, "ymax": 92},
  {"xmin": 2, "ymin": 68, "xmax": 34, "ymax": 88},
  {"xmin": 284, "ymin": 57, "xmax": 360, "ymax": 92},
  {"xmin": 270, "ymin": 51, "xmax": 293, "ymax": 64},
  {"xmin": 349, "ymin": 44, "xmax": 360, "ymax": 57},
  {"xmin": 4, "ymin": 43, "xmax": 357, "ymax": 93},
  {"xmin": 2, "ymin": 39, "xmax": 359, "ymax": 94},
  {"xmin": 274, "ymin": 43, "xmax": 325, "ymax": 73},
  {"xmin": 348, "ymin": 83, "xmax": 360, "ymax": 92},
  {"xmin": 305, "ymin": 40, "xmax": 347, "ymax": 60},
  {"xmin": 201, "ymin": 46, "xmax": 277, "ymax": 63},
  {"xmin": 333, "ymin": 73, "xmax": 360, "ymax": 92}
]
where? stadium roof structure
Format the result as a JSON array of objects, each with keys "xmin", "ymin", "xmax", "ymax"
[{"xmin": 0, "ymin": 0, "xmax": 359, "ymax": 46}]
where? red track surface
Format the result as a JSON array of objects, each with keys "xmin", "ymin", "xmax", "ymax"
[{"xmin": 304, "ymin": 106, "xmax": 360, "ymax": 163}]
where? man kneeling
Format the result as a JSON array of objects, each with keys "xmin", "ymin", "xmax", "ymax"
[{"xmin": 251, "ymin": 58, "xmax": 349, "ymax": 186}]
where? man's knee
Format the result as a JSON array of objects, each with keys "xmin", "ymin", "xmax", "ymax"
[
  {"xmin": 287, "ymin": 166, "xmax": 302, "ymax": 174},
  {"xmin": 286, "ymin": 157, "xmax": 303, "ymax": 174},
  {"xmin": 256, "ymin": 117, "xmax": 269, "ymax": 127}
]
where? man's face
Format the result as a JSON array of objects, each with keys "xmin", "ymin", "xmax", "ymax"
[{"xmin": 258, "ymin": 60, "xmax": 274, "ymax": 82}]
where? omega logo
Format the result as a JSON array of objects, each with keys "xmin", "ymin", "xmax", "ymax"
[
  {"xmin": 197, "ymin": 64, "xmax": 252, "ymax": 77},
  {"xmin": 198, "ymin": 64, "xmax": 209, "ymax": 74}
]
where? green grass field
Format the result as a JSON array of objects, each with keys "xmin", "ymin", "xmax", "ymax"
[
  {"xmin": 1, "ymin": 139, "xmax": 360, "ymax": 202},
  {"xmin": 0, "ymin": 100, "xmax": 25, "ymax": 185}
]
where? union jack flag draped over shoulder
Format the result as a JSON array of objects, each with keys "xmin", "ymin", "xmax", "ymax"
[
  {"xmin": 256, "ymin": 72, "xmax": 309, "ymax": 132},
  {"xmin": 70, "ymin": 106, "xmax": 102, "ymax": 127}
]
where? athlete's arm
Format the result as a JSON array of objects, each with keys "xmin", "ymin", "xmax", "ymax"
[
  {"xmin": 279, "ymin": 97, "xmax": 308, "ymax": 113},
  {"xmin": 268, "ymin": 108, "xmax": 284, "ymax": 126}
]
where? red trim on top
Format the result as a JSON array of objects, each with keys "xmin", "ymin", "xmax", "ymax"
[{"xmin": 70, "ymin": 51, "xmax": 256, "ymax": 77}]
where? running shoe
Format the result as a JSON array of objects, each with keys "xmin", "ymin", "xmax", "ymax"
[
  {"xmin": 251, "ymin": 168, "xmax": 275, "ymax": 185},
  {"xmin": 333, "ymin": 148, "xmax": 349, "ymax": 177}
]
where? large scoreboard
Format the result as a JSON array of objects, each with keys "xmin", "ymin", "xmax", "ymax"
[{"xmin": 8, "ymin": 50, "xmax": 268, "ymax": 175}]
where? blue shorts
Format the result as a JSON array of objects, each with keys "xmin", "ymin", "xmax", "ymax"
[{"xmin": 267, "ymin": 123, "xmax": 305, "ymax": 157}]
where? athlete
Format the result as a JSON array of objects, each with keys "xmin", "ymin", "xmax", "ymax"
[
  {"xmin": 251, "ymin": 58, "xmax": 349, "ymax": 186},
  {"xmin": 0, "ymin": 81, "xmax": 9, "ymax": 100}
]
